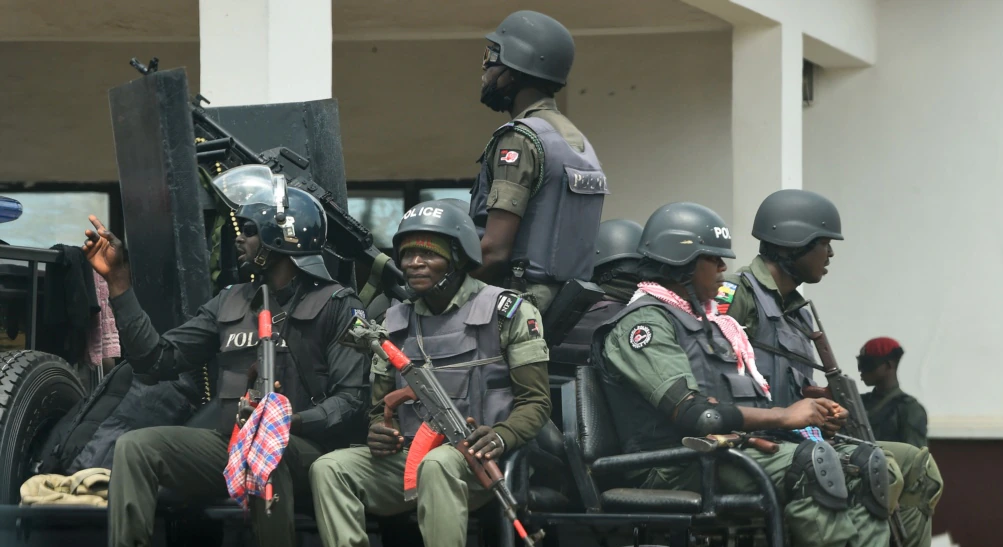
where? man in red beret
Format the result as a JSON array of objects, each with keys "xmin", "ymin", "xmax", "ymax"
[{"xmin": 858, "ymin": 337, "xmax": 928, "ymax": 448}]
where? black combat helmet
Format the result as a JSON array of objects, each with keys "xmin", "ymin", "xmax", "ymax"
[
  {"xmin": 393, "ymin": 200, "xmax": 483, "ymax": 269},
  {"xmin": 637, "ymin": 202, "xmax": 736, "ymax": 266},
  {"xmin": 594, "ymin": 219, "xmax": 643, "ymax": 269},
  {"xmin": 485, "ymin": 11, "xmax": 575, "ymax": 85},
  {"xmin": 212, "ymin": 164, "xmax": 332, "ymax": 281},
  {"xmin": 752, "ymin": 189, "xmax": 844, "ymax": 247}
]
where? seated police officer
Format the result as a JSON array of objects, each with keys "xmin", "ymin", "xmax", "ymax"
[
  {"xmin": 83, "ymin": 168, "xmax": 369, "ymax": 547},
  {"xmin": 592, "ymin": 202, "xmax": 898, "ymax": 547},
  {"xmin": 548, "ymin": 218, "xmax": 644, "ymax": 372},
  {"xmin": 720, "ymin": 190, "xmax": 942, "ymax": 545},
  {"xmin": 309, "ymin": 200, "xmax": 550, "ymax": 547}
]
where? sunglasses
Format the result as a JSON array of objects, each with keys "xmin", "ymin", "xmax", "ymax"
[
  {"xmin": 856, "ymin": 355, "xmax": 885, "ymax": 373},
  {"xmin": 238, "ymin": 219, "xmax": 258, "ymax": 237},
  {"xmin": 482, "ymin": 46, "xmax": 502, "ymax": 70}
]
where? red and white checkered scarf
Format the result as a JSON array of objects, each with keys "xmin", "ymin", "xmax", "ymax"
[
  {"xmin": 630, "ymin": 281, "xmax": 771, "ymax": 400},
  {"xmin": 223, "ymin": 392, "xmax": 292, "ymax": 509}
]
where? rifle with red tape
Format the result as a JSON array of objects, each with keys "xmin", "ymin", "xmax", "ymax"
[
  {"xmin": 339, "ymin": 316, "xmax": 544, "ymax": 547},
  {"xmin": 228, "ymin": 284, "xmax": 281, "ymax": 515}
]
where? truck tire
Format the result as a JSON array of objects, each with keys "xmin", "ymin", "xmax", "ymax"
[{"xmin": 0, "ymin": 350, "xmax": 85, "ymax": 504}]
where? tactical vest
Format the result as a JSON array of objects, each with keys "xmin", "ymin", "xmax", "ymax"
[
  {"xmin": 592, "ymin": 295, "xmax": 771, "ymax": 453},
  {"xmin": 549, "ymin": 299, "xmax": 625, "ymax": 367},
  {"xmin": 742, "ymin": 272, "xmax": 818, "ymax": 407},
  {"xmin": 470, "ymin": 116, "xmax": 609, "ymax": 284},
  {"xmin": 213, "ymin": 281, "xmax": 348, "ymax": 436},
  {"xmin": 385, "ymin": 285, "xmax": 515, "ymax": 440}
]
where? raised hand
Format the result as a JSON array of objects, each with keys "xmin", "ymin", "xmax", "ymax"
[{"xmin": 82, "ymin": 215, "xmax": 131, "ymax": 296}]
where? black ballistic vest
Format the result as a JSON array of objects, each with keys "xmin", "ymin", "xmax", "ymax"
[
  {"xmin": 742, "ymin": 272, "xmax": 818, "ymax": 407},
  {"xmin": 470, "ymin": 116, "xmax": 608, "ymax": 284},
  {"xmin": 593, "ymin": 295, "xmax": 771, "ymax": 454},
  {"xmin": 384, "ymin": 284, "xmax": 516, "ymax": 440},
  {"xmin": 212, "ymin": 281, "xmax": 346, "ymax": 437}
]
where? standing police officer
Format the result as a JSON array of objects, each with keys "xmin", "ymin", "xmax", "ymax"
[
  {"xmin": 471, "ymin": 10, "xmax": 608, "ymax": 313},
  {"xmin": 593, "ymin": 202, "xmax": 897, "ymax": 547},
  {"xmin": 719, "ymin": 189, "xmax": 943, "ymax": 547},
  {"xmin": 84, "ymin": 172, "xmax": 369, "ymax": 547},
  {"xmin": 310, "ymin": 200, "xmax": 551, "ymax": 547}
]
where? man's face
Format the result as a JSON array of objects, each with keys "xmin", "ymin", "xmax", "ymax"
[
  {"xmin": 858, "ymin": 356, "xmax": 890, "ymax": 387},
  {"xmin": 793, "ymin": 238, "xmax": 834, "ymax": 284},
  {"xmin": 235, "ymin": 219, "xmax": 261, "ymax": 264},
  {"xmin": 693, "ymin": 255, "xmax": 727, "ymax": 302},
  {"xmin": 401, "ymin": 247, "xmax": 450, "ymax": 294}
]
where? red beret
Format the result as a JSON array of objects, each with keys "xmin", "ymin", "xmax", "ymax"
[{"xmin": 861, "ymin": 337, "xmax": 902, "ymax": 358}]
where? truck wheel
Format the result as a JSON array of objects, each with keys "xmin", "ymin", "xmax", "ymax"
[{"xmin": 0, "ymin": 350, "xmax": 85, "ymax": 503}]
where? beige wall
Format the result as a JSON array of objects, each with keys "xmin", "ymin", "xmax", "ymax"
[
  {"xmin": 804, "ymin": 0, "xmax": 1002, "ymax": 437},
  {"xmin": 569, "ymin": 32, "xmax": 733, "ymax": 224},
  {"xmin": 0, "ymin": 42, "xmax": 200, "ymax": 182}
]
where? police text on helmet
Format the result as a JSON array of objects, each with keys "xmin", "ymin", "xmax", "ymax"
[{"xmin": 402, "ymin": 207, "xmax": 444, "ymax": 221}]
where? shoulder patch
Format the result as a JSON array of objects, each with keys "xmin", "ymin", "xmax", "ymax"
[
  {"xmin": 498, "ymin": 149, "xmax": 521, "ymax": 166},
  {"xmin": 496, "ymin": 292, "xmax": 524, "ymax": 320},
  {"xmin": 715, "ymin": 281, "xmax": 737, "ymax": 313},
  {"xmin": 716, "ymin": 281, "xmax": 737, "ymax": 304},
  {"xmin": 629, "ymin": 324, "xmax": 653, "ymax": 350}
]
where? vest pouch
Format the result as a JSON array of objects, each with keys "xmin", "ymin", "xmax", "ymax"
[
  {"xmin": 401, "ymin": 332, "xmax": 478, "ymax": 365},
  {"xmin": 721, "ymin": 373, "xmax": 768, "ymax": 408},
  {"xmin": 776, "ymin": 327, "xmax": 816, "ymax": 367}
]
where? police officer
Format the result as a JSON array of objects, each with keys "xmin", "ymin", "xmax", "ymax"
[
  {"xmin": 470, "ymin": 10, "xmax": 608, "ymax": 313},
  {"xmin": 858, "ymin": 337, "xmax": 929, "ymax": 448},
  {"xmin": 593, "ymin": 202, "xmax": 896, "ymax": 547},
  {"xmin": 310, "ymin": 200, "xmax": 551, "ymax": 547},
  {"xmin": 549, "ymin": 218, "xmax": 644, "ymax": 371},
  {"xmin": 719, "ymin": 189, "xmax": 943, "ymax": 546},
  {"xmin": 83, "ymin": 178, "xmax": 369, "ymax": 547}
]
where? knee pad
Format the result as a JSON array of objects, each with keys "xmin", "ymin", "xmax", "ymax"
[
  {"xmin": 784, "ymin": 440, "xmax": 848, "ymax": 511},
  {"xmin": 900, "ymin": 447, "xmax": 944, "ymax": 517},
  {"xmin": 849, "ymin": 443, "xmax": 891, "ymax": 519}
]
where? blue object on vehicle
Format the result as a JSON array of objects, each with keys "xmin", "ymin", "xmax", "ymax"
[{"xmin": 0, "ymin": 196, "xmax": 23, "ymax": 224}]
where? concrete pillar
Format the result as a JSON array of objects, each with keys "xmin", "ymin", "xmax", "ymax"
[
  {"xmin": 199, "ymin": 0, "xmax": 332, "ymax": 106},
  {"xmin": 730, "ymin": 23, "xmax": 803, "ymax": 264}
]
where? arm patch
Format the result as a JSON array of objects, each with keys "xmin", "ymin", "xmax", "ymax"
[
  {"xmin": 715, "ymin": 281, "xmax": 738, "ymax": 313},
  {"xmin": 496, "ymin": 292, "xmax": 524, "ymax": 320}
]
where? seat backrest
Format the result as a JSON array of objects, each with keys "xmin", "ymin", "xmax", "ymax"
[{"xmin": 574, "ymin": 366, "xmax": 622, "ymax": 462}]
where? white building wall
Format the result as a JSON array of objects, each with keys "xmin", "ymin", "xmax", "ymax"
[{"xmin": 804, "ymin": 0, "xmax": 1003, "ymax": 438}]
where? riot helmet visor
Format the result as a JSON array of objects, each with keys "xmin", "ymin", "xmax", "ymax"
[{"xmin": 210, "ymin": 164, "xmax": 289, "ymax": 211}]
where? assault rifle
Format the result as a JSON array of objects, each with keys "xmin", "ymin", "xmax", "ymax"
[
  {"xmin": 339, "ymin": 316, "xmax": 544, "ymax": 547},
  {"xmin": 129, "ymin": 57, "xmax": 409, "ymax": 304},
  {"xmin": 232, "ymin": 285, "xmax": 281, "ymax": 515},
  {"xmin": 796, "ymin": 301, "xmax": 906, "ymax": 546}
]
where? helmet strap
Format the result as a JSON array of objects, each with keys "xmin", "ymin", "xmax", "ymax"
[
  {"xmin": 683, "ymin": 280, "xmax": 731, "ymax": 356},
  {"xmin": 239, "ymin": 247, "xmax": 272, "ymax": 280},
  {"xmin": 761, "ymin": 240, "xmax": 817, "ymax": 287}
]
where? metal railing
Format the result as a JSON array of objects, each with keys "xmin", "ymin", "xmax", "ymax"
[{"xmin": 0, "ymin": 245, "xmax": 62, "ymax": 350}]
